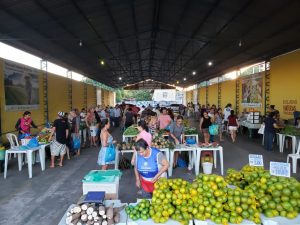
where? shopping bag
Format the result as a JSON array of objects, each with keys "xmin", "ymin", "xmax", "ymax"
[
  {"xmin": 258, "ymin": 124, "xmax": 265, "ymax": 134},
  {"xmin": 73, "ymin": 136, "xmax": 81, "ymax": 149},
  {"xmin": 209, "ymin": 124, "xmax": 219, "ymax": 135},
  {"xmin": 105, "ymin": 144, "xmax": 116, "ymax": 163},
  {"xmin": 27, "ymin": 137, "xmax": 39, "ymax": 148}
]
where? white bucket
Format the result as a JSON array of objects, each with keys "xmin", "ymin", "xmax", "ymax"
[{"xmin": 202, "ymin": 162, "xmax": 213, "ymax": 174}]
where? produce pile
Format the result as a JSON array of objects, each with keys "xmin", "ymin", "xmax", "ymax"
[
  {"xmin": 226, "ymin": 165, "xmax": 300, "ymax": 219},
  {"xmin": 65, "ymin": 203, "xmax": 125, "ymax": 225},
  {"xmin": 123, "ymin": 126, "xmax": 139, "ymax": 136},
  {"xmin": 37, "ymin": 128, "xmax": 51, "ymax": 143},
  {"xmin": 125, "ymin": 166, "xmax": 300, "ymax": 225},
  {"xmin": 125, "ymin": 199, "xmax": 151, "ymax": 221},
  {"xmin": 184, "ymin": 127, "xmax": 198, "ymax": 135},
  {"xmin": 152, "ymin": 136, "xmax": 175, "ymax": 149},
  {"xmin": 148, "ymin": 175, "xmax": 261, "ymax": 225},
  {"xmin": 116, "ymin": 142, "xmax": 135, "ymax": 151},
  {"xmin": 157, "ymin": 129, "xmax": 169, "ymax": 136},
  {"xmin": 280, "ymin": 125, "xmax": 300, "ymax": 136}
]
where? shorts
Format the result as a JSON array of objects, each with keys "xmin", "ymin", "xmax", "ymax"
[
  {"xmin": 228, "ymin": 126, "xmax": 237, "ymax": 131},
  {"xmin": 90, "ymin": 126, "xmax": 98, "ymax": 137},
  {"xmin": 50, "ymin": 140, "xmax": 66, "ymax": 156},
  {"xmin": 202, "ymin": 128, "xmax": 209, "ymax": 134}
]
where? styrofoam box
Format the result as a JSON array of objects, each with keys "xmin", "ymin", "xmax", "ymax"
[
  {"xmin": 82, "ymin": 176, "xmax": 120, "ymax": 198},
  {"xmin": 260, "ymin": 214, "xmax": 300, "ymax": 225}
]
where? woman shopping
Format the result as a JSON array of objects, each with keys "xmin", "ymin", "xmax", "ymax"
[
  {"xmin": 134, "ymin": 139, "xmax": 169, "ymax": 198},
  {"xmin": 85, "ymin": 106, "xmax": 99, "ymax": 147},
  {"xmin": 200, "ymin": 111, "xmax": 212, "ymax": 143},
  {"xmin": 228, "ymin": 110, "xmax": 239, "ymax": 143},
  {"xmin": 169, "ymin": 115, "xmax": 185, "ymax": 167},
  {"xmin": 97, "ymin": 119, "xmax": 115, "ymax": 170},
  {"xmin": 15, "ymin": 111, "xmax": 38, "ymax": 140}
]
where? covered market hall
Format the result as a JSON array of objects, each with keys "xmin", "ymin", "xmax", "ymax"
[{"xmin": 1, "ymin": 1, "xmax": 300, "ymax": 225}]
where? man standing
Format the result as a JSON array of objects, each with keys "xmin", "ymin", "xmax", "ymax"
[
  {"xmin": 48, "ymin": 112, "xmax": 69, "ymax": 168},
  {"xmin": 113, "ymin": 105, "xmax": 121, "ymax": 127}
]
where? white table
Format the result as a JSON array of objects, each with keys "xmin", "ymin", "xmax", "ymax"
[
  {"xmin": 4, "ymin": 145, "xmax": 44, "ymax": 179},
  {"xmin": 195, "ymin": 146, "xmax": 224, "ymax": 175},
  {"xmin": 241, "ymin": 121, "xmax": 261, "ymax": 138},
  {"xmin": 183, "ymin": 134, "xmax": 199, "ymax": 143},
  {"xmin": 122, "ymin": 134, "xmax": 137, "ymax": 142},
  {"xmin": 168, "ymin": 144, "xmax": 198, "ymax": 176}
]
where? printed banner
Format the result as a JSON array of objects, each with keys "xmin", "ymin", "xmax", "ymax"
[
  {"xmin": 241, "ymin": 73, "xmax": 262, "ymax": 108},
  {"xmin": 4, "ymin": 61, "xmax": 39, "ymax": 111}
]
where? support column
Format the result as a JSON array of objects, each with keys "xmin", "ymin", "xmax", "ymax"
[
  {"xmin": 67, "ymin": 71, "xmax": 72, "ymax": 110},
  {"xmin": 235, "ymin": 75, "xmax": 240, "ymax": 115},
  {"xmin": 264, "ymin": 62, "xmax": 270, "ymax": 115},
  {"xmin": 41, "ymin": 60, "xmax": 48, "ymax": 123},
  {"xmin": 84, "ymin": 83, "xmax": 88, "ymax": 109},
  {"xmin": 218, "ymin": 77, "xmax": 222, "ymax": 108},
  {"xmin": 205, "ymin": 82, "xmax": 208, "ymax": 106}
]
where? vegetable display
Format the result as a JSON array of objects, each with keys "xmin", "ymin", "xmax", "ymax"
[
  {"xmin": 152, "ymin": 136, "xmax": 174, "ymax": 149},
  {"xmin": 184, "ymin": 127, "xmax": 198, "ymax": 135},
  {"xmin": 116, "ymin": 142, "xmax": 135, "ymax": 151},
  {"xmin": 123, "ymin": 126, "xmax": 139, "ymax": 136},
  {"xmin": 280, "ymin": 125, "xmax": 300, "ymax": 136},
  {"xmin": 66, "ymin": 203, "xmax": 125, "ymax": 225},
  {"xmin": 126, "ymin": 199, "xmax": 151, "ymax": 221}
]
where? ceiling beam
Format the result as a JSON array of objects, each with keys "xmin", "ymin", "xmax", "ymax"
[
  {"xmin": 165, "ymin": 0, "xmax": 222, "ymax": 79},
  {"xmin": 148, "ymin": 0, "xmax": 161, "ymax": 77},
  {"xmin": 169, "ymin": 0, "xmax": 253, "ymax": 81},
  {"xmin": 69, "ymin": 0, "xmax": 128, "ymax": 77},
  {"xmin": 158, "ymin": 0, "xmax": 191, "ymax": 77},
  {"xmin": 130, "ymin": 0, "xmax": 144, "ymax": 80}
]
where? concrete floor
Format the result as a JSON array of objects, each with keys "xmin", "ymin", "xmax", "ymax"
[{"xmin": 0, "ymin": 119, "xmax": 298, "ymax": 225}]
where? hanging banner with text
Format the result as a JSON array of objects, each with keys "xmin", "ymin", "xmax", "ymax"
[
  {"xmin": 249, "ymin": 154, "xmax": 264, "ymax": 167},
  {"xmin": 270, "ymin": 161, "xmax": 290, "ymax": 177},
  {"xmin": 241, "ymin": 73, "xmax": 262, "ymax": 108},
  {"xmin": 4, "ymin": 60, "xmax": 39, "ymax": 111}
]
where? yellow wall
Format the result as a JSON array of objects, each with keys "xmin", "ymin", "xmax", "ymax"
[
  {"xmin": 0, "ymin": 58, "xmax": 113, "ymax": 140},
  {"xmin": 208, "ymin": 84, "xmax": 218, "ymax": 106},
  {"xmin": 270, "ymin": 49, "xmax": 300, "ymax": 119},
  {"xmin": 199, "ymin": 87, "xmax": 206, "ymax": 105},
  {"xmin": 0, "ymin": 60, "xmax": 44, "ymax": 136},
  {"xmin": 186, "ymin": 91, "xmax": 192, "ymax": 103},
  {"xmin": 72, "ymin": 80, "xmax": 84, "ymax": 110},
  {"xmin": 221, "ymin": 80, "xmax": 236, "ymax": 110},
  {"xmin": 48, "ymin": 73, "xmax": 69, "ymax": 121},
  {"xmin": 87, "ymin": 85, "xmax": 96, "ymax": 107}
]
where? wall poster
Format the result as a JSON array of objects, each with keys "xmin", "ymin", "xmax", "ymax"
[
  {"xmin": 4, "ymin": 60, "xmax": 39, "ymax": 111},
  {"xmin": 241, "ymin": 73, "xmax": 262, "ymax": 108}
]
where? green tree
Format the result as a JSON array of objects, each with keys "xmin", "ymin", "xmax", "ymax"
[{"xmin": 116, "ymin": 89, "xmax": 153, "ymax": 102}]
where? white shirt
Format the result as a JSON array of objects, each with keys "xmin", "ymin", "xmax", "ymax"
[
  {"xmin": 100, "ymin": 110, "xmax": 106, "ymax": 120},
  {"xmin": 114, "ymin": 108, "xmax": 121, "ymax": 117},
  {"xmin": 195, "ymin": 105, "xmax": 199, "ymax": 112},
  {"xmin": 223, "ymin": 107, "xmax": 232, "ymax": 121}
]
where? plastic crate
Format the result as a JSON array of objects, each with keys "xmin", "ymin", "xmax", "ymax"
[
  {"xmin": 82, "ymin": 170, "xmax": 122, "ymax": 198},
  {"xmin": 260, "ymin": 214, "xmax": 300, "ymax": 225}
]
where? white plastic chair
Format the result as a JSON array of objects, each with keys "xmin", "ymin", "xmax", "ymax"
[
  {"xmin": 287, "ymin": 142, "xmax": 300, "ymax": 173},
  {"xmin": 6, "ymin": 133, "xmax": 19, "ymax": 158}
]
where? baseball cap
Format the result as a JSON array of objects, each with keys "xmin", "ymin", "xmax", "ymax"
[{"xmin": 58, "ymin": 111, "xmax": 65, "ymax": 117}]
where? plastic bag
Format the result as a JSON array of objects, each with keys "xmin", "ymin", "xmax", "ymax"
[
  {"xmin": 258, "ymin": 124, "xmax": 265, "ymax": 134},
  {"xmin": 209, "ymin": 124, "xmax": 219, "ymax": 135},
  {"xmin": 105, "ymin": 144, "xmax": 116, "ymax": 163},
  {"xmin": 73, "ymin": 136, "xmax": 81, "ymax": 149},
  {"xmin": 27, "ymin": 137, "xmax": 39, "ymax": 148}
]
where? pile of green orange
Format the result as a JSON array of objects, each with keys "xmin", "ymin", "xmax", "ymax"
[
  {"xmin": 125, "ymin": 199, "xmax": 151, "ymax": 221},
  {"xmin": 226, "ymin": 164, "xmax": 300, "ymax": 220}
]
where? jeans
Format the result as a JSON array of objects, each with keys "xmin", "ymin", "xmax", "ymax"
[
  {"xmin": 264, "ymin": 131, "xmax": 274, "ymax": 151},
  {"xmin": 79, "ymin": 128, "xmax": 87, "ymax": 143}
]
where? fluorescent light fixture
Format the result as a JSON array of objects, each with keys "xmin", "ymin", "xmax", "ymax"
[
  {"xmin": 183, "ymin": 77, "xmax": 186, "ymax": 81},
  {"xmin": 208, "ymin": 61, "xmax": 213, "ymax": 66},
  {"xmin": 192, "ymin": 71, "xmax": 196, "ymax": 75},
  {"xmin": 119, "ymin": 77, "xmax": 122, "ymax": 80}
]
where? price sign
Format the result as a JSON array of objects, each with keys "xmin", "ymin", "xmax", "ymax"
[
  {"xmin": 249, "ymin": 154, "xmax": 264, "ymax": 166},
  {"xmin": 270, "ymin": 162, "xmax": 290, "ymax": 177}
]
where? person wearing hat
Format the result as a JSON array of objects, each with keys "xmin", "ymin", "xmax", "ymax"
[{"xmin": 48, "ymin": 111, "xmax": 69, "ymax": 168}]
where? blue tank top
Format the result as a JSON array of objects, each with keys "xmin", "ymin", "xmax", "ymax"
[{"xmin": 137, "ymin": 148, "xmax": 160, "ymax": 180}]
